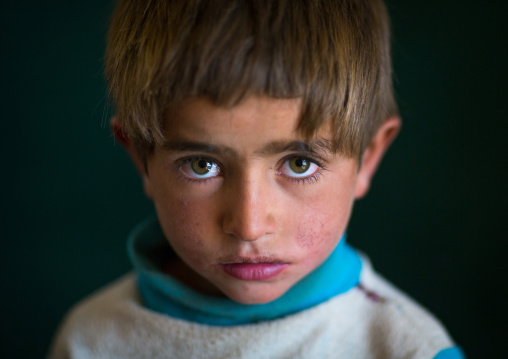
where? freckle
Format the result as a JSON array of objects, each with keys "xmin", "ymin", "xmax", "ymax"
[
  {"xmin": 297, "ymin": 229, "xmax": 316, "ymax": 248},
  {"xmin": 296, "ymin": 220, "xmax": 329, "ymax": 248}
]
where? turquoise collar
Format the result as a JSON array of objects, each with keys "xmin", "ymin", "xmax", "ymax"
[{"xmin": 128, "ymin": 217, "xmax": 362, "ymax": 326}]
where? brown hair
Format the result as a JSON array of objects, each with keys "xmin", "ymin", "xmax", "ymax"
[{"xmin": 105, "ymin": 0, "xmax": 398, "ymax": 158}]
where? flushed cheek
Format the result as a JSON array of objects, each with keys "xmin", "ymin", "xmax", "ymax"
[
  {"xmin": 293, "ymin": 223, "xmax": 342, "ymax": 279},
  {"xmin": 296, "ymin": 220, "xmax": 328, "ymax": 248},
  {"xmin": 290, "ymin": 182, "xmax": 354, "ymax": 250},
  {"xmin": 296, "ymin": 227, "xmax": 340, "ymax": 274},
  {"xmin": 294, "ymin": 209, "xmax": 347, "ymax": 250}
]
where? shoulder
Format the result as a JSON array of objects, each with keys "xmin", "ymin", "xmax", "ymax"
[
  {"xmin": 49, "ymin": 273, "xmax": 226, "ymax": 359},
  {"xmin": 48, "ymin": 273, "xmax": 146, "ymax": 359},
  {"xmin": 339, "ymin": 254, "xmax": 464, "ymax": 358}
]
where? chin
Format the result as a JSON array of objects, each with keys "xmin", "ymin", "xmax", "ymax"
[{"xmin": 221, "ymin": 285, "xmax": 286, "ymax": 305}]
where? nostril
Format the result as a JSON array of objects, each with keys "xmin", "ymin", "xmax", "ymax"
[{"xmin": 222, "ymin": 210, "xmax": 276, "ymax": 242}]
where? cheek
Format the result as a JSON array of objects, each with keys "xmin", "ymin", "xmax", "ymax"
[
  {"xmin": 155, "ymin": 197, "xmax": 208, "ymax": 260},
  {"xmin": 295, "ymin": 217, "xmax": 341, "ymax": 251},
  {"xmin": 293, "ymin": 195, "xmax": 353, "ymax": 250},
  {"xmin": 296, "ymin": 219, "xmax": 329, "ymax": 248}
]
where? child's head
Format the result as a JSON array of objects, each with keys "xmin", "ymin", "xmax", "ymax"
[{"xmin": 107, "ymin": 0, "xmax": 401, "ymax": 304}]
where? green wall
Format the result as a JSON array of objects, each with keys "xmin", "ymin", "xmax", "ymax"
[{"xmin": 2, "ymin": 1, "xmax": 506, "ymax": 357}]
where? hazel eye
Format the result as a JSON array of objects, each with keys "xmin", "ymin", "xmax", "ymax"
[
  {"xmin": 278, "ymin": 157, "xmax": 320, "ymax": 178},
  {"xmin": 180, "ymin": 158, "xmax": 221, "ymax": 179},
  {"xmin": 289, "ymin": 158, "xmax": 310, "ymax": 173}
]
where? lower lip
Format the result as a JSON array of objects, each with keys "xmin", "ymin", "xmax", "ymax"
[{"xmin": 220, "ymin": 263, "xmax": 288, "ymax": 281}]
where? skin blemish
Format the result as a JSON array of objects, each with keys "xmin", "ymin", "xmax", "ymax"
[
  {"xmin": 296, "ymin": 230, "xmax": 316, "ymax": 248},
  {"xmin": 296, "ymin": 220, "xmax": 328, "ymax": 248}
]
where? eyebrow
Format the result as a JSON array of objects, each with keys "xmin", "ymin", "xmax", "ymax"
[
  {"xmin": 162, "ymin": 138, "xmax": 334, "ymax": 158},
  {"xmin": 257, "ymin": 139, "xmax": 333, "ymax": 155}
]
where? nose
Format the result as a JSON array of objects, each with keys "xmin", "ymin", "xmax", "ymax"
[{"xmin": 222, "ymin": 177, "xmax": 276, "ymax": 242}]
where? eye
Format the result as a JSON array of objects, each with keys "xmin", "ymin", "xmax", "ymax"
[
  {"xmin": 277, "ymin": 157, "xmax": 320, "ymax": 178},
  {"xmin": 179, "ymin": 158, "xmax": 222, "ymax": 179}
]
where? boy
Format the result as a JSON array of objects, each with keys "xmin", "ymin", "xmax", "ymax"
[{"xmin": 50, "ymin": 0, "xmax": 464, "ymax": 358}]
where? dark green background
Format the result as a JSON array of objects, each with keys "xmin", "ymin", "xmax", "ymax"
[{"xmin": 2, "ymin": 1, "xmax": 506, "ymax": 357}]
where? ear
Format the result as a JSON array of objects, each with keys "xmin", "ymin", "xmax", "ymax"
[
  {"xmin": 110, "ymin": 117, "xmax": 153, "ymax": 199},
  {"xmin": 354, "ymin": 116, "xmax": 401, "ymax": 199}
]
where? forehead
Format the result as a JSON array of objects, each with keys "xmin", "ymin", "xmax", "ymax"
[
  {"xmin": 163, "ymin": 96, "xmax": 333, "ymax": 152},
  {"xmin": 166, "ymin": 96, "xmax": 300, "ymax": 133}
]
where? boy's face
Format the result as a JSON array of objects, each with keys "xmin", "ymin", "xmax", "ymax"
[{"xmin": 141, "ymin": 96, "xmax": 364, "ymax": 304}]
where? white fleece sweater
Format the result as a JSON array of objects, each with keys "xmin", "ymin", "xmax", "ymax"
[{"xmin": 49, "ymin": 256, "xmax": 459, "ymax": 359}]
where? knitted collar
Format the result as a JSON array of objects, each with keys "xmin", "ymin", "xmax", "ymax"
[{"xmin": 128, "ymin": 217, "xmax": 362, "ymax": 326}]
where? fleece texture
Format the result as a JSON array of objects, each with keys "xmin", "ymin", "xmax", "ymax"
[{"xmin": 50, "ymin": 256, "xmax": 461, "ymax": 359}]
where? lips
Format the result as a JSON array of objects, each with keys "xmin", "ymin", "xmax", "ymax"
[{"xmin": 220, "ymin": 263, "xmax": 288, "ymax": 281}]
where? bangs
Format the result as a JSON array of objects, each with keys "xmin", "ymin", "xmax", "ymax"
[{"xmin": 106, "ymin": 0, "xmax": 397, "ymax": 157}]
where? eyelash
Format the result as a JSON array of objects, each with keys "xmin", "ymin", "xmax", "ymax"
[
  {"xmin": 282, "ymin": 172, "xmax": 324, "ymax": 185},
  {"xmin": 176, "ymin": 156, "xmax": 223, "ymax": 184},
  {"xmin": 277, "ymin": 155, "xmax": 326, "ymax": 184},
  {"xmin": 175, "ymin": 155, "xmax": 326, "ymax": 184}
]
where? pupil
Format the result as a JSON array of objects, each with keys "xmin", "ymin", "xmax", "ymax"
[
  {"xmin": 198, "ymin": 160, "xmax": 207, "ymax": 169},
  {"xmin": 295, "ymin": 159, "xmax": 304, "ymax": 167}
]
